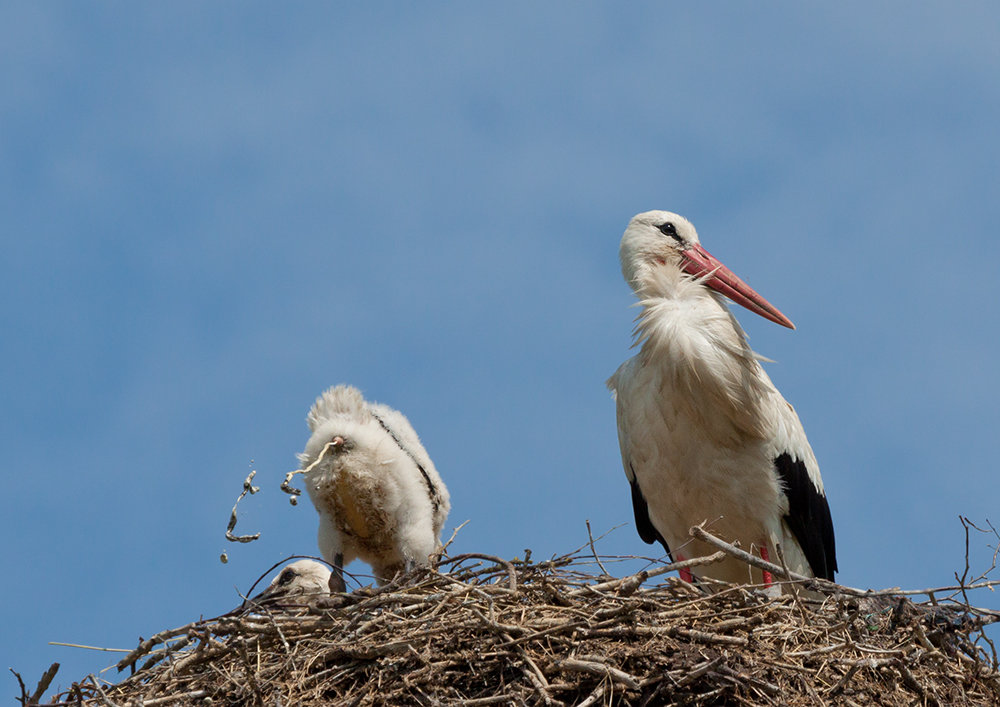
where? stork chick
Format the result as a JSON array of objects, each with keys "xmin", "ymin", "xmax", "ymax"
[
  {"xmin": 607, "ymin": 211, "xmax": 837, "ymax": 589},
  {"xmin": 247, "ymin": 560, "xmax": 332, "ymax": 607},
  {"xmin": 298, "ymin": 384, "xmax": 450, "ymax": 592}
]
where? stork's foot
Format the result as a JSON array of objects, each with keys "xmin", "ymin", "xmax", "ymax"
[
  {"xmin": 758, "ymin": 545, "xmax": 774, "ymax": 587},
  {"xmin": 674, "ymin": 553, "xmax": 695, "ymax": 583},
  {"xmin": 328, "ymin": 553, "xmax": 347, "ymax": 593},
  {"xmin": 328, "ymin": 572, "xmax": 346, "ymax": 593}
]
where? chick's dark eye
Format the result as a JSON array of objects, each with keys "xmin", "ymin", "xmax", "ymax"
[{"xmin": 278, "ymin": 570, "xmax": 295, "ymax": 586}]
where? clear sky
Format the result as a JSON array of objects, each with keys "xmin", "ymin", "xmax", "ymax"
[{"xmin": 3, "ymin": 3, "xmax": 999, "ymax": 697}]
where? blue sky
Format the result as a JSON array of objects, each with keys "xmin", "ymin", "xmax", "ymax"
[{"xmin": 3, "ymin": 3, "xmax": 999, "ymax": 697}]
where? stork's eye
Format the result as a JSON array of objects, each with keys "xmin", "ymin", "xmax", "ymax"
[
  {"xmin": 278, "ymin": 569, "xmax": 295, "ymax": 586},
  {"xmin": 657, "ymin": 222, "xmax": 683, "ymax": 242}
]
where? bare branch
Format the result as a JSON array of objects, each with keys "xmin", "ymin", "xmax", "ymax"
[
  {"xmin": 585, "ymin": 519, "xmax": 611, "ymax": 577},
  {"xmin": 31, "ymin": 663, "xmax": 60, "ymax": 704}
]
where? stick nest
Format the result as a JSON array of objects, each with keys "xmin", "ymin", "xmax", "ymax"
[{"xmin": 36, "ymin": 546, "xmax": 1000, "ymax": 707}]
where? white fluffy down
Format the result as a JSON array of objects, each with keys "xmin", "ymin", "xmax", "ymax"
[
  {"xmin": 250, "ymin": 560, "xmax": 332, "ymax": 605},
  {"xmin": 298, "ymin": 384, "xmax": 450, "ymax": 587}
]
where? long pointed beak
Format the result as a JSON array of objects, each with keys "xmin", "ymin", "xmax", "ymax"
[{"xmin": 681, "ymin": 244, "xmax": 795, "ymax": 329}]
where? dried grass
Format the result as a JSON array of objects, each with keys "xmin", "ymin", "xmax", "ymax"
[{"xmin": 24, "ymin": 529, "xmax": 1000, "ymax": 707}]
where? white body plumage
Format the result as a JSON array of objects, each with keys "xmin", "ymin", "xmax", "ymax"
[
  {"xmin": 298, "ymin": 385, "xmax": 450, "ymax": 591},
  {"xmin": 608, "ymin": 211, "xmax": 836, "ymax": 587}
]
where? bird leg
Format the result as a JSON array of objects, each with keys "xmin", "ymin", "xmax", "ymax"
[
  {"xmin": 758, "ymin": 545, "xmax": 774, "ymax": 587},
  {"xmin": 675, "ymin": 553, "xmax": 695, "ymax": 583},
  {"xmin": 328, "ymin": 553, "xmax": 347, "ymax": 593}
]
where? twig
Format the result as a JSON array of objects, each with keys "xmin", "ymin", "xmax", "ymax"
[
  {"xmin": 499, "ymin": 621, "xmax": 588, "ymax": 649},
  {"xmin": 674, "ymin": 656, "xmax": 723, "ymax": 688},
  {"xmin": 576, "ymin": 684, "xmax": 606, "ymax": 707},
  {"xmin": 83, "ymin": 674, "xmax": 118, "ymax": 707},
  {"xmin": 775, "ymin": 542, "xmax": 811, "ymax": 621},
  {"xmin": 557, "ymin": 658, "xmax": 641, "ymax": 690},
  {"xmin": 30, "ymin": 662, "xmax": 60, "ymax": 704},
  {"xmin": 690, "ymin": 525, "xmax": 872, "ymax": 597},
  {"xmin": 440, "ymin": 519, "xmax": 470, "ymax": 555},
  {"xmin": 502, "ymin": 628, "xmax": 560, "ymax": 706},
  {"xmin": 893, "ymin": 658, "xmax": 930, "ymax": 702},
  {"xmin": 9, "ymin": 668, "xmax": 28, "ymax": 706},
  {"xmin": 139, "ymin": 691, "xmax": 209, "ymax": 705},
  {"xmin": 690, "ymin": 525, "xmax": 813, "ymax": 581},
  {"xmin": 715, "ymin": 663, "xmax": 782, "ymax": 697},
  {"xmin": 116, "ymin": 620, "xmax": 205, "ymax": 671},
  {"xmin": 459, "ymin": 697, "xmax": 518, "ymax": 706},
  {"xmin": 567, "ymin": 550, "xmax": 726, "ymax": 598},
  {"xmin": 236, "ymin": 641, "xmax": 266, "ymax": 706},
  {"xmin": 138, "ymin": 636, "xmax": 192, "ymax": 672},
  {"xmin": 957, "ymin": 515, "xmax": 974, "ymax": 609},
  {"xmin": 585, "ymin": 519, "xmax": 611, "ymax": 577},
  {"xmin": 557, "ymin": 523, "xmax": 627, "ymax": 560},
  {"xmin": 49, "ymin": 642, "xmax": 131, "ymax": 653},
  {"xmin": 960, "ymin": 516, "xmax": 1000, "ymax": 581},
  {"xmin": 443, "ymin": 553, "xmax": 518, "ymax": 591}
]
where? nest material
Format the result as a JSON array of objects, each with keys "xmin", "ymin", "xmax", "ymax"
[{"xmin": 34, "ymin": 542, "xmax": 1000, "ymax": 707}]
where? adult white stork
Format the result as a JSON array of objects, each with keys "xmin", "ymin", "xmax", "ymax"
[{"xmin": 607, "ymin": 211, "xmax": 836, "ymax": 587}]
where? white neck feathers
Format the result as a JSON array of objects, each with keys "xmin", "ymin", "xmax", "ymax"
[{"xmin": 631, "ymin": 270, "xmax": 774, "ymax": 441}]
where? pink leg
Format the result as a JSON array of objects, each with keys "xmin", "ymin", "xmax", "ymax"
[
  {"xmin": 759, "ymin": 545, "xmax": 774, "ymax": 586},
  {"xmin": 675, "ymin": 552, "xmax": 694, "ymax": 583}
]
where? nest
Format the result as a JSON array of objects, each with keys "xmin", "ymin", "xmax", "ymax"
[{"xmin": 24, "ymin": 532, "xmax": 1000, "ymax": 707}]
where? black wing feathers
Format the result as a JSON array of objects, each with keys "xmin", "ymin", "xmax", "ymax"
[
  {"xmin": 774, "ymin": 452, "xmax": 838, "ymax": 580},
  {"xmin": 629, "ymin": 464, "xmax": 673, "ymax": 559}
]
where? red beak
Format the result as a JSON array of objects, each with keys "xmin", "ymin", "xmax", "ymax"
[{"xmin": 681, "ymin": 244, "xmax": 795, "ymax": 329}]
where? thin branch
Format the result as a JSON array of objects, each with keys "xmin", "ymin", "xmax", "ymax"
[
  {"xmin": 441, "ymin": 553, "xmax": 518, "ymax": 591},
  {"xmin": 557, "ymin": 657, "xmax": 641, "ymax": 691},
  {"xmin": 567, "ymin": 550, "xmax": 726, "ymax": 598},
  {"xmin": 48, "ymin": 642, "xmax": 131, "ymax": 653},
  {"xmin": 585, "ymin": 519, "xmax": 611, "ymax": 577},
  {"xmin": 440, "ymin": 519, "xmax": 470, "ymax": 555},
  {"xmin": 9, "ymin": 668, "xmax": 28, "ymax": 706}
]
